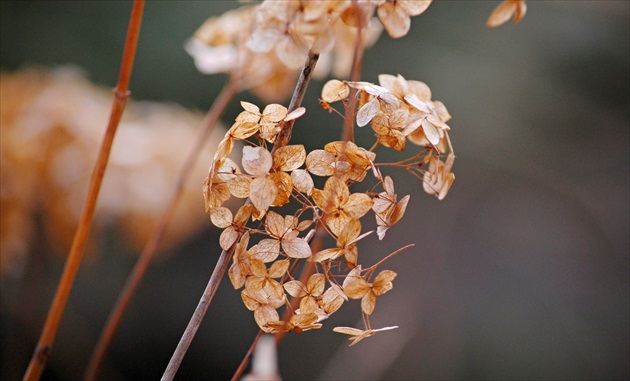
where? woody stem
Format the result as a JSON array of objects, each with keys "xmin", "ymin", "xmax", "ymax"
[{"xmin": 22, "ymin": 2, "xmax": 145, "ymax": 380}]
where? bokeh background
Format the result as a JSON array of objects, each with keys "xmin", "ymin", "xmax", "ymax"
[{"xmin": 1, "ymin": 1, "xmax": 628, "ymax": 380}]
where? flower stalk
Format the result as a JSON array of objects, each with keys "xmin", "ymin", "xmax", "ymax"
[{"xmin": 22, "ymin": 1, "xmax": 145, "ymax": 380}]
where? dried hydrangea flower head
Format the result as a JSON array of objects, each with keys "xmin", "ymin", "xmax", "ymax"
[{"xmin": 204, "ymin": 69, "xmax": 455, "ymax": 341}]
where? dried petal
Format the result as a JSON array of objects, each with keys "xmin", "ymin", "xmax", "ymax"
[{"xmin": 321, "ymin": 79, "xmax": 350, "ymax": 103}]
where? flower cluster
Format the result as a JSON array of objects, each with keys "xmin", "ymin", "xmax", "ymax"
[
  {"xmin": 186, "ymin": 0, "xmax": 433, "ymax": 102},
  {"xmin": 202, "ymin": 70, "xmax": 455, "ymax": 339}
]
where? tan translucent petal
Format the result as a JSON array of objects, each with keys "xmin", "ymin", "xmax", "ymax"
[
  {"xmin": 290, "ymin": 169, "xmax": 314, "ymax": 195},
  {"xmin": 214, "ymin": 137, "xmax": 234, "ymax": 162},
  {"xmin": 361, "ymin": 291, "xmax": 377, "ymax": 315},
  {"xmin": 333, "ymin": 326, "xmax": 365, "ymax": 336},
  {"xmin": 242, "ymin": 146, "xmax": 273, "ymax": 176},
  {"xmin": 250, "ymin": 175, "xmax": 277, "ymax": 213},
  {"xmin": 321, "ymin": 79, "xmax": 350, "ymax": 103},
  {"xmin": 322, "ymin": 287, "xmax": 345, "ymax": 314},
  {"xmin": 204, "ymin": 181, "xmax": 231, "ymax": 211},
  {"xmin": 282, "ymin": 236, "xmax": 312, "ymax": 259},
  {"xmin": 234, "ymin": 204, "xmax": 254, "ymax": 225},
  {"xmin": 256, "ymin": 238, "xmax": 281, "ymax": 263},
  {"xmin": 486, "ymin": 0, "xmax": 518, "ymax": 28},
  {"xmin": 313, "ymin": 248, "xmax": 343, "ymax": 262},
  {"xmin": 422, "ymin": 117, "xmax": 441, "ymax": 146},
  {"xmin": 344, "ymin": 193, "xmax": 374, "ymax": 219},
  {"xmin": 255, "ymin": 305, "xmax": 280, "ymax": 333},
  {"xmin": 268, "ymin": 259, "xmax": 290, "ymax": 279},
  {"xmin": 399, "ymin": 0, "xmax": 432, "ymax": 16},
  {"xmin": 208, "ymin": 207, "xmax": 233, "ymax": 228},
  {"xmin": 249, "ymin": 257, "xmax": 268, "ymax": 278},
  {"xmin": 285, "ymin": 106, "xmax": 306, "ymax": 121},
  {"xmin": 377, "ymin": 2, "xmax": 411, "ymax": 39},
  {"xmin": 337, "ymin": 218, "xmax": 361, "ymax": 247},
  {"xmin": 344, "ymin": 245, "xmax": 359, "ymax": 267},
  {"xmin": 298, "ymin": 297, "xmax": 319, "ymax": 315},
  {"xmin": 229, "ymin": 263, "xmax": 245, "ymax": 289},
  {"xmin": 343, "ymin": 277, "xmax": 370, "ymax": 299},
  {"xmin": 296, "ymin": 219, "xmax": 312, "ymax": 232},
  {"xmin": 219, "ymin": 227, "xmax": 239, "ymax": 251},
  {"xmin": 356, "ymin": 97, "xmax": 380, "ymax": 127},
  {"xmin": 391, "ymin": 194, "xmax": 410, "ymax": 225},
  {"xmin": 241, "ymin": 290, "xmax": 260, "ymax": 311},
  {"xmin": 227, "ymin": 174, "xmax": 251, "ymax": 199},
  {"xmin": 306, "ymin": 273, "xmax": 326, "ymax": 296},
  {"xmin": 240, "ymin": 101, "xmax": 261, "ymax": 114},
  {"xmin": 273, "ymin": 144, "xmax": 306, "ymax": 172},
  {"xmin": 264, "ymin": 211, "xmax": 285, "ymax": 237},
  {"xmin": 284, "ymin": 280, "xmax": 307, "ymax": 298},
  {"xmin": 228, "ymin": 121, "xmax": 259, "ymax": 140},
  {"xmin": 373, "ymin": 270, "xmax": 397, "ymax": 295},
  {"xmin": 269, "ymin": 172, "xmax": 292, "ymax": 207},
  {"xmin": 261, "ymin": 103, "xmax": 288, "ymax": 123},
  {"xmin": 306, "ymin": 149, "xmax": 334, "ymax": 177}
]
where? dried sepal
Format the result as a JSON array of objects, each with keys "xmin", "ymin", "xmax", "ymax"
[{"xmin": 333, "ymin": 325, "xmax": 398, "ymax": 346}]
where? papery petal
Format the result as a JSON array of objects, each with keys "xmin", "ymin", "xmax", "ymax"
[
  {"xmin": 273, "ymin": 145, "xmax": 306, "ymax": 172},
  {"xmin": 250, "ymin": 175, "xmax": 277, "ymax": 213},
  {"xmin": 242, "ymin": 146, "xmax": 273, "ymax": 176}
]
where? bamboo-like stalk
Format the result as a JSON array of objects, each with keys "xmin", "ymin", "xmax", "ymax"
[
  {"xmin": 22, "ymin": 2, "xmax": 145, "ymax": 380},
  {"xmin": 84, "ymin": 76, "xmax": 238, "ymax": 381},
  {"xmin": 161, "ymin": 51, "xmax": 320, "ymax": 381}
]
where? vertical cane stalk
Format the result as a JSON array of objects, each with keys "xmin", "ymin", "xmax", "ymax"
[{"xmin": 22, "ymin": 1, "xmax": 145, "ymax": 380}]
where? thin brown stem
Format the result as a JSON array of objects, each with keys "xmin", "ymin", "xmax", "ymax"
[
  {"xmin": 161, "ymin": 246, "xmax": 235, "ymax": 381},
  {"xmin": 230, "ymin": 331, "xmax": 264, "ymax": 381},
  {"xmin": 84, "ymin": 76, "xmax": 238, "ymax": 381},
  {"xmin": 163, "ymin": 51, "xmax": 320, "ymax": 381},
  {"xmin": 22, "ymin": 2, "xmax": 145, "ymax": 380},
  {"xmin": 342, "ymin": 2, "xmax": 366, "ymax": 142},
  {"xmin": 271, "ymin": 51, "xmax": 319, "ymax": 155}
]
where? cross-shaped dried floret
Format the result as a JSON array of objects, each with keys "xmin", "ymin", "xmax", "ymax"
[
  {"xmin": 342, "ymin": 266, "xmax": 397, "ymax": 315},
  {"xmin": 372, "ymin": 176, "xmax": 410, "ymax": 240},
  {"xmin": 312, "ymin": 219, "xmax": 371, "ymax": 267},
  {"xmin": 209, "ymin": 204, "xmax": 254, "ymax": 251},
  {"xmin": 306, "ymin": 141, "xmax": 376, "ymax": 183},
  {"xmin": 256, "ymin": 211, "xmax": 312, "ymax": 262},
  {"xmin": 283, "ymin": 273, "xmax": 326, "ymax": 314},
  {"xmin": 312, "ymin": 176, "xmax": 373, "ymax": 236},
  {"xmin": 241, "ymin": 287, "xmax": 287, "ymax": 333}
]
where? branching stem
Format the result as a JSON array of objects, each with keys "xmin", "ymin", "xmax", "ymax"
[{"xmin": 22, "ymin": 2, "xmax": 145, "ymax": 380}]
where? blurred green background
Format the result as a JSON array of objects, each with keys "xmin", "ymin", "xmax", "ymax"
[{"xmin": 1, "ymin": 1, "xmax": 628, "ymax": 380}]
